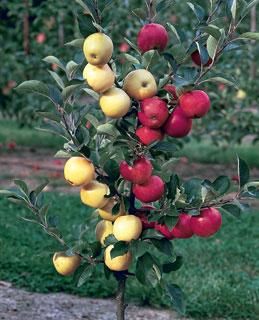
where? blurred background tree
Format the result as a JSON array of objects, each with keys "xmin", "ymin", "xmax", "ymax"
[{"xmin": 0, "ymin": 0, "xmax": 258, "ymax": 144}]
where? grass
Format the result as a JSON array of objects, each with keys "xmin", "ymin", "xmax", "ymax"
[
  {"xmin": 0, "ymin": 193, "xmax": 258, "ymax": 319},
  {"xmin": 0, "ymin": 120, "xmax": 63, "ymax": 149},
  {"xmin": 1, "ymin": 120, "xmax": 259, "ymax": 168},
  {"xmin": 179, "ymin": 140, "xmax": 259, "ymax": 168}
]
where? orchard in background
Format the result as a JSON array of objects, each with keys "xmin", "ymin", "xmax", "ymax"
[{"xmin": 1, "ymin": 1, "xmax": 259, "ymax": 319}]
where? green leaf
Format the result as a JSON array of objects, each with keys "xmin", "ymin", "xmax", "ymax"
[
  {"xmin": 14, "ymin": 180, "xmax": 29, "ymax": 196},
  {"xmin": 227, "ymin": 0, "xmax": 237, "ymax": 20},
  {"xmin": 212, "ymin": 176, "xmax": 231, "ymax": 196},
  {"xmin": 123, "ymin": 53, "xmax": 140, "ymax": 65},
  {"xmin": 142, "ymin": 228, "xmax": 165, "ymax": 240},
  {"xmin": 62, "ymin": 84, "xmax": 82, "ymax": 103},
  {"xmin": 66, "ymin": 61, "xmax": 80, "ymax": 80},
  {"xmin": 85, "ymin": 114, "xmax": 99, "ymax": 128},
  {"xmin": 124, "ymin": 37, "xmax": 141, "ymax": 54},
  {"xmin": 183, "ymin": 178, "xmax": 203, "ymax": 206},
  {"xmin": 163, "ymin": 53, "xmax": 178, "ymax": 72},
  {"xmin": 238, "ymin": 157, "xmax": 250, "ymax": 188},
  {"xmin": 206, "ymin": 35, "xmax": 218, "ymax": 60},
  {"xmin": 34, "ymin": 180, "xmax": 49, "ymax": 196},
  {"xmin": 166, "ymin": 283, "xmax": 186, "ymax": 314},
  {"xmin": 97, "ymin": 123, "xmax": 120, "ymax": 138},
  {"xmin": 199, "ymin": 76, "xmax": 238, "ymax": 89},
  {"xmin": 136, "ymin": 253, "xmax": 161, "ymax": 286},
  {"xmin": 152, "ymin": 141, "xmax": 178, "ymax": 153},
  {"xmin": 221, "ymin": 204, "xmax": 241, "ymax": 218},
  {"xmin": 151, "ymin": 238, "xmax": 174, "ymax": 256},
  {"xmin": 65, "ymin": 38, "xmax": 84, "ymax": 48},
  {"xmin": 54, "ymin": 150, "xmax": 71, "ymax": 158},
  {"xmin": 15, "ymin": 80, "xmax": 49, "ymax": 97},
  {"xmin": 77, "ymin": 264, "xmax": 93, "ymax": 287},
  {"xmin": 36, "ymin": 120, "xmax": 68, "ymax": 140},
  {"xmin": 104, "ymin": 234, "xmax": 117, "ymax": 246},
  {"xmin": 82, "ymin": 88, "xmax": 100, "ymax": 100},
  {"xmin": 43, "ymin": 56, "xmax": 66, "ymax": 71},
  {"xmin": 167, "ymin": 23, "xmax": 181, "ymax": 42},
  {"xmin": 75, "ymin": 126, "xmax": 90, "ymax": 146},
  {"xmin": 48, "ymin": 70, "xmax": 65, "ymax": 89},
  {"xmin": 110, "ymin": 241, "xmax": 129, "ymax": 259},
  {"xmin": 77, "ymin": 14, "xmax": 96, "ymax": 37},
  {"xmin": 163, "ymin": 256, "xmax": 183, "ymax": 273},
  {"xmin": 195, "ymin": 42, "xmax": 211, "ymax": 66},
  {"xmin": 104, "ymin": 160, "xmax": 120, "ymax": 181},
  {"xmin": 200, "ymin": 25, "xmax": 221, "ymax": 40},
  {"xmin": 142, "ymin": 50, "xmax": 158, "ymax": 69},
  {"xmin": 187, "ymin": 2, "xmax": 205, "ymax": 21},
  {"xmin": 130, "ymin": 240, "xmax": 152, "ymax": 258},
  {"xmin": 238, "ymin": 32, "xmax": 259, "ymax": 41},
  {"xmin": 37, "ymin": 111, "xmax": 61, "ymax": 122}
]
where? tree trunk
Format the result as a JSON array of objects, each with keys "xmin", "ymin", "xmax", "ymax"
[
  {"xmin": 115, "ymin": 274, "xmax": 127, "ymax": 320},
  {"xmin": 250, "ymin": 5, "xmax": 257, "ymax": 80},
  {"xmin": 23, "ymin": 0, "xmax": 30, "ymax": 55}
]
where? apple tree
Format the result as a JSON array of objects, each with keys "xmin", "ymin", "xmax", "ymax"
[{"xmin": 2, "ymin": 1, "xmax": 259, "ymax": 319}]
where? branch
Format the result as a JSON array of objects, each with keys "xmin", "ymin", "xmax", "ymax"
[{"xmin": 115, "ymin": 273, "xmax": 127, "ymax": 320}]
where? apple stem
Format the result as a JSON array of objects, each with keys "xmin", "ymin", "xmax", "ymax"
[{"xmin": 115, "ymin": 273, "xmax": 127, "ymax": 320}]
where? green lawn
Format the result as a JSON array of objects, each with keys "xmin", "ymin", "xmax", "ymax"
[
  {"xmin": 0, "ymin": 120, "xmax": 63, "ymax": 149},
  {"xmin": 0, "ymin": 193, "xmax": 258, "ymax": 319}
]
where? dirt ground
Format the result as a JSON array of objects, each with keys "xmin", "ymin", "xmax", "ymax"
[
  {"xmin": 1, "ymin": 147, "xmax": 259, "ymax": 192},
  {"xmin": 0, "ymin": 282, "xmax": 187, "ymax": 320}
]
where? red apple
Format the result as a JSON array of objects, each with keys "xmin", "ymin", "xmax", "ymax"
[
  {"xmin": 135, "ymin": 126, "xmax": 163, "ymax": 145},
  {"xmin": 138, "ymin": 97, "xmax": 169, "ymax": 129},
  {"xmin": 137, "ymin": 23, "xmax": 169, "ymax": 53},
  {"xmin": 137, "ymin": 212, "xmax": 156, "ymax": 229},
  {"xmin": 119, "ymin": 157, "xmax": 153, "ymax": 184},
  {"xmin": 36, "ymin": 32, "xmax": 46, "ymax": 44},
  {"xmin": 191, "ymin": 50, "xmax": 212, "ymax": 67},
  {"xmin": 171, "ymin": 213, "xmax": 193, "ymax": 238},
  {"xmin": 119, "ymin": 42, "xmax": 130, "ymax": 53},
  {"xmin": 155, "ymin": 223, "xmax": 174, "ymax": 239},
  {"xmin": 163, "ymin": 106, "xmax": 192, "ymax": 138},
  {"xmin": 179, "ymin": 90, "xmax": 210, "ymax": 118},
  {"xmin": 133, "ymin": 175, "xmax": 165, "ymax": 203},
  {"xmin": 190, "ymin": 207, "xmax": 222, "ymax": 237},
  {"xmin": 164, "ymin": 84, "xmax": 178, "ymax": 100}
]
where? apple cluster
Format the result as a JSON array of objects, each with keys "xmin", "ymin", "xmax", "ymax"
[
  {"xmin": 52, "ymin": 24, "xmax": 220, "ymax": 276},
  {"xmin": 138, "ymin": 207, "xmax": 222, "ymax": 239}
]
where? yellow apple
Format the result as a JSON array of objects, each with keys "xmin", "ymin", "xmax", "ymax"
[
  {"xmin": 236, "ymin": 89, "xmax": 247, "ymax": 100},
  {"xmin": 123, "ymin": 69, "xmax": 157, "ymax": 100},
  {"xmin": 52, "ymin": 252, "xmax": 81, "ymax": 276},
  {"xmin": 113, "ymin": 215, "xmax": 142, "ymax": 242},
  {"xmin": 98, "ymin": 198, "xmax": 125, "ymax": 222},
  {"xmin": 83, "ymin": 33, "xmax": 113, "ymax": 66},
  {"xmin": 64, "ymin": 156, "xmax": 95, "ymax": 186},
  {"xmin": 99, "ymin": 87, "xmax": 131, "ymax": 118},
  {"xmin": 83, "ymin": 63, "xmax": 115, "ymax": 93},
  {"xmin": 104, "ymin": 245, "xmax": 132, "ymax": 271},
  {"xmin": 95, "ymin": 220, "xmax": 113, "ymax": 245},
  {"xmin": 80, "ymin": 180, "xmax": 110, "ymax": 208}
]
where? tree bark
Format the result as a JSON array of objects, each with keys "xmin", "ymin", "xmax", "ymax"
[
  {"xmin": 115, "ymin": 274, "xmax": 127, "ymax": 320},
  {"xmin": 23, "ymin": 0, "xmax": 30, "ymax": 55},
  {"xmin": 250, "ymin": 5, "xmax": 257, "ymax": 80}
]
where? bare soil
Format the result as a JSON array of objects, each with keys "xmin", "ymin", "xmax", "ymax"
[
  {"xmin": 1, "ymin": 147, "xmax": 259, "ymax": 192},
  {"xmin": 0, "ymin": 282, "xmax": 187, "ymax": 320}
]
